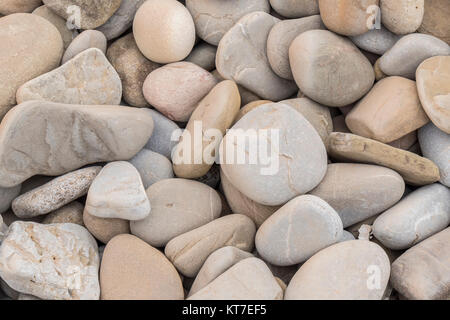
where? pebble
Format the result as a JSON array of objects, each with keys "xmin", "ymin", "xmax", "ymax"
[
  {"xmin": 43, "ymin": 0, "xmax": 122, "ymax": 30},
  {"xmin": 143, "ymin": 109, "xmax": 180, "ymax": 158},
  {"xmin": 85, "ymin": 161, "xmax": 150, "ymax": 221},
  {"xmin": 234, "ymin": 100, "xmax": 272, "ymax": 124},
  {"xmin": 62, "ymin": 30, "xmax": 107, "ymax": 64},
  {"xmin": 165, "ymin": 214, "xmax": 256, "ymax": 277},
  {"xmin": 309, "ymin": 163, "xmax": 405, "ymax": 228},
  {"xmin": 390, "ymin": 227, "xmax": 450, "ymax": 300},
  {"xmin": 373, "ymin": 183, "xmax": 450, "ymax": 250},
  {"xmin": 270, "ymin": 0, "xmax": 319, "ymax": 18},
  {"xmin": 42, "ymin": 201, "xmax": 84, "ymax": 226},
  {"xmin": 256, "ymin": 195, "xmax": 343, "ymax": 266},
  {"xmin": 0, "ymin": 13, "xmax": 63, "ymax": 118},
  {"xmin": 185, "ymin": 42, "xmax": 217, "ymax": 71},
  {"xmin": 83, "ymin": 209, "xmax": 130, "ymax": 244},
  {"xmin": 12, "ymin": 166, "xmax": 101, "ymax": 218},
  {"xmin": 346, "ymin": 76, "xmax": 430, "ymax": 143},
  {"xmin": 216, "ymin": 11, "xmax": 298, "ymax": 101},
  {"xmin": 107, "ymin": 33, "xmax": 160, "ymax": 108},
  {"xmin": 100, "ymin": 234, "xmax": 184, "ymax": 300},
  {"xmin": 328, "ymin": 132, "xmax": 440, "ymax": 186},
  {"xmin": 289, "ymin": 30, "xmax": 374, "ymax": 107},
  {"xmin": 378, "ymin": 34, "xmax": 450, "ymax": 80},
  {"xmin": 130, "ymin": 149, "xmax": 174, "ymax": 189},
  {"xmin": 267, "ymin": 15, "xmax": 325, "ymax": 80},
  {"xmin": 418, "ymin": 0, "xmax": 450, "ymax": 45},
  {"xmin": 340, "ymin": 230, "xmax": 356, "ymax": 242},
  {"xmin": 0, "ymin": 101, "xmax": 153, "ymax": 187},
  {"xmin": 96, "ymin": 0, "xmax": 146, "ymax": 40},
  {"xmin": 0, "ymin": 185, "xmax": 21, "ymax": 214},
  {"xmin": 419, "ymin": 123, "xmax": 450, "ymax": 187},
  {"xmin": 188, "ymin": 257, "xmax": 283, "ymax": 300},
  {"xmin": 0, "ymin": 0, "xmax": 42, "ymax": 15},
  {"xmin": 380, "ymin": 0, "xmax": 424, "ymax": 35},
  {"xmin": 212, "ymin": 70, "xmax": 261, "ymax": 106},
  {"xmin": 133, "ymin": 0, "xmax": 195, "ymax": 63},
  {"xmin": 285, "ymin": 240, "xmax": 390, "ymax": 300},
  {"xmin": 0, "ymin": 222, "xmax": 100, "ymax": 300},
  {"xmin": 350, "ymin": 25, "xmax": 401, "ymax": 55},
  {"xmin": 17, "ymin": 48, "xmax": 122, "ymax": 106},
  {"xmin": 130, "ymin": 178, "xmax": 222, "ymax": 247},
  {"xmin": 188, "ymin": 246, "xmax": 253, "ymax": 297},
  {"xmin": 186, "ymin": 0, "xmax": 270, "ymax": 46},
  {"xmin": 221, "ymin": 103, "xmax": 327, "ymax": 206},
  {"xmin": 143, "ymin": 62, "xmax": 217, "ymax": 122},
  {"xmin": 416, "ymin": 56, "xmax": 450, "ymax": 133}
]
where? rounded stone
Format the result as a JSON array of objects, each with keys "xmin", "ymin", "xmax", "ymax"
[
  {"xmin": 346, "ymin": 77, "xmax": 430, "ymax": 143},
  {"xmin": 0, "ymin": 0, "xmax": 42, "ymax": 15},
  {"xmin": 289, "ymin": 30, "xmax": 374, "ymax": 107},
  {"xmin": 220, "ymin": 103, "xmax": 328, "ymax": 206},
  {"xmin": 186, "ymin": 0, "xmax": 270, "ymax": 46},
  {"xmin": 0, "ymin": 13, "xmax": 63, "ymax": 118},
  {"xmin": 379, "ymin": 33, "xmax": 450, "ymax": 80},
  {"xmin": 185, "ymin": 42, "xmax": 217, "ymax": 71},
  {"xmin": 100, "ymin": 234, "xmax": 184, "ymax": 300},
  {"xmin": 42, "ymin": 201, "xmax": 84, "ymax": 226},
  {"xmin": 381, "ymin": 0, "xmax": 424, "ymax": 35},
  {"xmin": 130, "ymin": 149, "xmax": 174, "ymax": 189},
  {"xmin": 318, "ymin": 0, "xmax": 380, "ymax": 36},
  {"xmin": 143, "ymin": 109, "xmax": 180, "ymax": 158},
  {"xmin": 143, "ymin": 62, "xmax": 217, "ymax": 122},
  {"xmin": 133, "ymin": 0, "xmax": 195, "ymax": 63},
  {"xmin": 256, "ymin": 195, "xmax": 343, "ymax": 266},
  {"xmin": 234, "ymin": 100, "xmax": 272, "ymax": 124},
  {"xmin": 130, "ymin": 178, "xmax": 222, "ymax": 247},
  {"xmin": 83, "ymin": 209, "xmax": 130, "ymax": 244},
  {"xmin": 285, "ymin": 240, "xmax": 390, "ymax": 300},
  {"xmin": 416, "ymin": 56, "xmax": 450, "ymax": 134},
  {"xmin": 212, "ymin": 70, "xmax": 262, "ymax": 106},
  {"xmin": 267, "ymin": 15, "xmax": 325, "ymax": 80},
  {"xmin": 309, "ymin": 163, "xmax": 405, "ymax": 228},
  {"xmin": 418, "ymin": 0, "xmax": 450, "ymax": 45},
  {"xmin": 350, "ymin": 25, "xmax": 401, "ymax": 55},
  {"xmin": 270, "ymin": 0, "xmax": 319, "ymax": 18},
  {"xmin": 373, "ymin": 183, "xmax": 450, "ymax": 250},
  {"xmin": 216, "ymin": 11, "xmax": 297, "ymax": 101},
  {"xmin": 62, "ymin": 30, "xmax": 107, "ymax": 64}
]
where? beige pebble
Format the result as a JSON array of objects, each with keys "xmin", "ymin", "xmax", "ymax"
[
  {"xmin": 270, "ymin": 0, "xmax": 319, "ymax": 18},
  {"xmin": 0, "ymin": 0, "xmax": 42, "ymax": 15},
  {"xmin": 83, "ymin": 209, "xmax": 130, "ymax": 244},
  {"xmin": 380, "ymin": 0, "xmax": 424, "ymax": 35},
  {"xmin": 42, "ymin": 201, "xmax": 84, "ymax": 226},
  {"xmin": 62, "ymin": 30, "xmax": 107, "ymax": 64},
  {"xmin": 418, "ymin": 0, "xmax": 450, "ymax": 45}
]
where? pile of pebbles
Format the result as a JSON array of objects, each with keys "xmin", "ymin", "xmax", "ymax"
[{"xmin": 0, "ymin": 0, "xmax": 449, "ymax": 300}]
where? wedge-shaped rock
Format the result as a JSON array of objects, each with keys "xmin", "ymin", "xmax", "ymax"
[
  {"xmin": 328, "ymin": 132, "xmax": 440, "ymax": 186},
  {"xmin": 390, "ymin": 228, "xmax": 450, "ymax": 300},
  {"xmin": 0, "ymin": 101, "xmax": 154, "ymax": 188},
  {"xmin": 0, "ymin": 222, "xmax": 100, "ymax": 300},
  {"xmin": 285, "ymin": 240, "xmax": 390, "ymax": 300},
  {"xmin": 188, "ymin": 257, "xmax": 283, "ymax": 300},
  {"xmin": 17, "ymin": 48, "xmax": 122, "ymax": 106},
  {"xmin": 85, "ymin": 161, "xmax": 150, "ymax": 221},
  {"xmin": 165, "ymin": 214, "xmax": 256, "ymax": 277}
]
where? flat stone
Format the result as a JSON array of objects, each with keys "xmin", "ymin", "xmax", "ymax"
[
  {"xmin": 270, "ymin": 0, "xmax": 319, "ymax": 18},
  {"xmin": 267, "ymin": 15, "xmax": 325, "ymax": 80},
  {"xmin": 42, "ymin": 201, "xmax": 84, "ymax": 226},
  {"xmin": 221, "ymin": 103, "xmax": 327, "ymax": 206},
  {"xmin": 83, "ymin": 209, "xmax": 130, "ymax": 244},
  {"xmin": 62, "ymin": 30, "xmax": 107, "ymax": 64},
  {"xmin": 165, "ymin": 214, "xmax": 256, "ymax": 277},
  {"xmin": 143, "ymin": 62, "xmax": 217, "ymax": 122},
  {"xmin": 381, "ymin": 0, "xmax": 424, "ymax": 35},
  {"xmin": 390, "ymin": 227, "xmax": 450, "ymax": 300},
  {"xmin": 285, "ymin": 240, "xmax": 390, "ymax": 300},
  {"xmin": 346, "ymin": 76, "xmax": 430, "ymax": 143},
  {"xmin": 0, "ymin": 222, "xmax": 100, "ymax": 300},
  {"xmin": 17, "ymin": 48, "xmax": 122, "ymax": 106},
  {"xmin": 350, "ymin": 25, "xmax": 401, "ymax": 55},
  {"xmin": 373, "ymin": 183, "xmax": 450, "ymax": 250},
  {"xmin": 309, "ymin": 163, "xmax": 405, "ymax": 228},
  {"xmin": 130, "ymin": 149, "xmax": 174, "ymax": 189},
  {"xmin": 185, "ymin": 42, "xmax": 217, "ymax": 71},
  {"xmin": 43, "ymin": 0, "xmax": 122, "ymax": 30},
  {"xmin": 188, "ymin": 246, "xmax": 253, "ymax": 297},
  {"xmin": 256, "ymin": 195, "xmax": 343, "ymax": 266},
  {"xmin": 419, "ymin": 123, "xmax": 450, "ymax": 187},
  {"xmin": 131, "ymin": 178, "xmax": 221, "ymax": 247},
  {"xmin": 85, "ymin": 161, "xmax": 150, "ymax": 221},
  {"xmin": 0, "ymin": 185, "xmax": 21, "ymax": 214},
  {"xmin": 216, "ymin": 11, "xmax": 297, "ymax": 101},
  {"xmin": 220, "ymin": 168, "xmax": 280, "ymax": 227},
  {"xmin": 12, "ymin": 166, "xmax": 101, "ymax": 218},
  {"xmin": 0, "ymin": 13, "xmax": 63, "ymax": 118},
  {"xmin": 133, "ymin": 0, "xmax": 195, "ymax": 63},
  {"xmin": 418, "ymin": 0, "xmax": 450, "ymax": 45},
  {"xmin": 100, "ymin": 234, "xmax": 184, "ymax": 300},
  {"xmin": 173, "ymin": 80, "xmax": 241, "ymax": 178},
  {"xmin": 186, "ymin": 0, "xmax": 270, "ymax": 46},
  {"xmin": 328, "ymin": 132, "xmax": 440, "ymax": 186},
  {"xmin": 0, "ymin": 101, "xmax": 153, "ymax": 188},
  {"xmin": 290, "ymin": 30, "xmax": 374, "ymax": 107},
  {"xmin": 96, "ymin": 0, "xmax": 145, "ymax": 40},
  {"xmin": 143, "ymin": 109, "xmax": 180, "ymax": 158},
  {"xmin": 0, "ymin": 0, "xmax": 42, "ymax": 15},
  {"xmin": 379, "ymin": 34, "xmax": 450, "ymax": 80},
  {"xmin": 416, "ymin": 56, "xmax": 450, "ymax": 133}
]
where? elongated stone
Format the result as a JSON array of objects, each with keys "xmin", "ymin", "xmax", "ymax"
[
  {"xmin": 270, "ymin": 0, "xmax": 319, "ymax": 18},
  {"xmin": 350, "ymin": 25, "xmax": 401, "ymax": 55}
]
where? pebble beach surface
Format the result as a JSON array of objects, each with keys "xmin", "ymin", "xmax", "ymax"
[{"xmin": 0, "ymin": 0, "xmax": 448, "ymax": 301}]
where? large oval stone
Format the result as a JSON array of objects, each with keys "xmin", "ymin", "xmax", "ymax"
[
  {"xmin": 380, "ymin": 0, "xmax": 424, "ymax": 35},
  {"xmin": 418, "ymin": 0, "xmax": 450, "ymax": 45},
  {"xmin": 270, "ymin": 0, "xmax": 319, "ymax": 18},
  {"xmin": 0, "ymin": 0, "xmax": 42, "ymax": 15}
]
